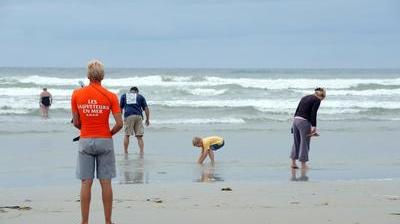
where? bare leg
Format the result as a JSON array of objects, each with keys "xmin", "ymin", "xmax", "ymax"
[
  {"xmin": 99, "ymin": 179, "xmax": 113, "ymax": 224},
  {"xmin": 123, "ymin": 135, "xmax": 130, "ymax": 154},
  {"xmin": 208, "ymin": 150, "xmax": 215, "ymax": 166},
  {"xmin": 291, "ymin": 159, "xmax": 298, "ymax": 169},
  {"xmin": 44, "ymin": 107, "xmax": 49, "ymax": 118},
  {"xmin": 80, "ymin": 179, "xmax": 93, "ymax": 224},
  {"xmin": 136, "ymin": 136, "xmax": 144, "ymax": 155},
  {"xmin": 290, "ymin": 167, "xmax": 298, "ymax": 181},
  {"xmin": 301, "ymin": 161, "xmax": 308, "ymax": 169},
  {"xmin": 40, "ymin": 105, "xmax": 46, "ymax": 118}
]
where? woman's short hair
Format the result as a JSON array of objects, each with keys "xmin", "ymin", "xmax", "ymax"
[
  {"xmin": 314, "ymin": 87, "xmax": 326, "ymax": 99},
  {"xmin": 87, "ymin": 59, "xmax": 104, "ymax": 82}
]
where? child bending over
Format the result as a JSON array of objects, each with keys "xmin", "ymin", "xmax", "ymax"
[{"xmin": 192, "ymin": 136, "xmax": 225, "ymax": 165}]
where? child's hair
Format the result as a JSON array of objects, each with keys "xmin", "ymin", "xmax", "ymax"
[{"xmin": 192, "ymin": 137, "xmax": 202, "ymax": 146}]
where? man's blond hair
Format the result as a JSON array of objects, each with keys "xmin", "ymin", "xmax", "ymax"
[{"xmin": 87, "ymin": 59, "xmax": 104, "ymax": 82}]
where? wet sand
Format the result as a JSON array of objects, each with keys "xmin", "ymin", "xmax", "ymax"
[
  {"xmin": 1, "ymin": 180, "xmax": 399, "ymax": 224},
  {"xmin": 1, "ymin": 126, "xmax": 400, "ymax": 187},
  {"xmin": 1, "ymin": 122, "xmax": 400, "ymax": 223}
]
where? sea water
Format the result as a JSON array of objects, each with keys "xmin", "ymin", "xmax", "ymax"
[{"xmin": 0, "ymin": 68, "xmax": 399, "ymax": 187}]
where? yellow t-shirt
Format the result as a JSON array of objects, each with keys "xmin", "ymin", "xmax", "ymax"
[{"xmin": 202, "ymin": 136, "xmax": 224, "ymax": 151}]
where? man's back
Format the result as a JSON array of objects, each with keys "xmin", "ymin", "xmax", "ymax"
[
  {"xmin": 71, "ymin": 83, "xmax": 120, "ymax": 138},
  {"xmin": 40, "ymin": 91, "xmax": 51, "ymax": 97},
  {"xmin": 120, "ymin": 92, "xmax": 147, "ymax": 118}
]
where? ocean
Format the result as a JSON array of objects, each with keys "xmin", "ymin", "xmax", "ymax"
[
  {"xmin": 0, "ymin": 68, "xmax": 399, "ymax": 187},
  {"xmin": 1, "ymin": 68, "xmax": 400, "ymax": 131}
]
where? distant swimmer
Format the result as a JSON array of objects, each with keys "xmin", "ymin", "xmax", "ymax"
[
  {"xmin": 120, "ymin": 86, "xmax": 150, "ymax": 155},
  {"xmin": 290, "ymin": 87, "xmax": 326, "ymax": 170},
  {"xmin": 39, "ymin": 87, "xmax": 52, "ymax": 118},
  {"xmin": 192, "ymin": 136, "xmax": 225, "ymax": 165}
]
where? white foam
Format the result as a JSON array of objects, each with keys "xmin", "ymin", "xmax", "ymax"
[
  {"xmin": 7, "ymin": 75, "xmax": 400, "ymax": 90},
  {"xmin": 149, "ymin": 99, "xmax": 400, "ymax": 112},
  {"xmin": 152, "ymin": 118, "xmax": 246, "ymax": 125},
  {"xmin": 16, "ymin": 76, "xmax": 83, "ymax": 86},
  {"xmin": 323, "ymin": 100, "xmax": 400, "ymax": 110},
  {"xmin": 149, "ymin": 99, "xmax": 298, "ymax": 110},
  {"xmin": 0, "ymin": 87, "xmax": 119, "ymax": 97},
  {"xmin": 206, "ymin": 77, "xmax": 400, "ymax": 90},
  {"xmin": 186, "ymin": 88, "xmax": 227, "ymax": 96},
  {"xmin": 295, "ymin": 89, "xmax": 400, "ymax": 96},
  {"xmin": 0, "ymin": 87, "xmax": 73, "ymax": 97}
]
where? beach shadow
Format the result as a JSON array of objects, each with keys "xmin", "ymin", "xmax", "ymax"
[
  {"xmin": 118, "ymin": 154, "xmax": 149, "ymax": 184},
  {"xmin": 290, "ymin": 167, "xmax": 309, "ymax": 182},
  {"xmin": 195, "ymin": 164, "xmax": 224, "ymax": 183}
]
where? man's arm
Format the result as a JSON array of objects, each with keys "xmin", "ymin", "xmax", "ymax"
[
  {"xmin": 119, "ymin": 94, "xmax": 125, "ymax": 110},
  {"xmin": 141, "ymin": 96, "xmax": 150, "ymax": 126},
  {"xmin": 72, "ymin": 112, "xmax": 81, "ymax": 130},
  {"xmin": 144, "ymin": 107, "xmax": 150, "ymax": 126},
  {"xmin": 110, "ymin": 112, "xmax": 123, "ymax": 136}
]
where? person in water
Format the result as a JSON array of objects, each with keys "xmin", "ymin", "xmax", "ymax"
[
  {"xmin": 192, "ymin": 136, "xmax": 225, "ymax": 165},
  {"xmin": 120, "ymin": 86, "xmax": 150, "ymax": 155},
  {"xmin": 39, "ymin": 87, "xmax": 52, "ymax": 118},
  {"xmin": 290, "ymin": 87, "xmax": 326, "ymax": 170}
]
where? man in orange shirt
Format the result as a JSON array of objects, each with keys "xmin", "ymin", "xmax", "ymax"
[{"xmin": 71, "ymin": 59, "xmax": 123, "ymax": 224}]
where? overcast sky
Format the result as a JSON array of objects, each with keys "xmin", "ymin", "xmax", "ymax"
[{"xmin": 0, "ymin": 0, "xmax": 399, "ymax": 68}]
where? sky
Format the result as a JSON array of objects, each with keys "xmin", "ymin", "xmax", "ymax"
[{"xmin": 0, "ymin": 0, "xmax": 399, "ymax": 68}]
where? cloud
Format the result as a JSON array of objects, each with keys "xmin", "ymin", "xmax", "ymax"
[{"xmin": 0, "ymin": 0, "xmax": 399, "ymax": 67}]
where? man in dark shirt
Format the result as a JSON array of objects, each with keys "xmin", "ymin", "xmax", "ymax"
[
  {"xmin": 120, "ymin": 86, "xmax": 150, "ymax": 155},
  {"xmin": 290, "ymin": 87, "xmax": 326, "ymax": 169}
]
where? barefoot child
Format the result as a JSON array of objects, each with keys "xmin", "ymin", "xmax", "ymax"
[{"xmin": 192, "ymin": 136, "xmax": 225, "ymax": 165}]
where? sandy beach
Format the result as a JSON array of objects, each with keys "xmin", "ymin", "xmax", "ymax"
[
  {"xmin": 1, "ymin": 123, "xmax": 400, "ymax": 223},
  {"xmin": 1, "ymin": 180, "xmax": 399, "ymax": 224}
]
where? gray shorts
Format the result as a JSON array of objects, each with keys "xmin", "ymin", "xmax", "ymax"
[
  {"xmin": 76, "ymin": 138, "xmax": 116, "ymax": 180},
  {"xmin": 124, "ymin": 115, "xmax": 144, "ymax": 137}
]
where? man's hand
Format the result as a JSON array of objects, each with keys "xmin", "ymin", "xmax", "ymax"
[
  {"xmin": 110, "ymin": 112, "xmax": 123, "ymax": 135},
  {"xmin": 145, "ymin": 119, "xmax": 150, "ymax": 126}
]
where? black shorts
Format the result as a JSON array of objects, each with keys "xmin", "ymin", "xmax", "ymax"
[{"xmin": 210, "ymin": 141, "xmax": 225, "ymax": 151}]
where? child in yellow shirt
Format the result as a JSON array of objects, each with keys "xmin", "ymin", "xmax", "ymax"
[{"xmin": 192, "ymin": 136, "xmax": 225, "ymax": 165}]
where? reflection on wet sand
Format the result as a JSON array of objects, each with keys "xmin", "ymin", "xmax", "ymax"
[
  {"xmin": 196, "ymin": 164, "xmax": 224, "ymax": 183},
  {"xmin": 119, "ymin": 154, "xmax": 149, "ymax": 184},
  {"xmin": 290, "ymin": 167, "xmax": 309, "ymax": 182}
]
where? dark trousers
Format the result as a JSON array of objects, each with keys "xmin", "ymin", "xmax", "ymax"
[{"xmin": 290, "ymin": 118, "xmax": 311, "ymax": 162}]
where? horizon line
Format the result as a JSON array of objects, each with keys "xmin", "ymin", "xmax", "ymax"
[{"xmin": 0, "ymin": 66, "xmax": 399, "ymax": 70}]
